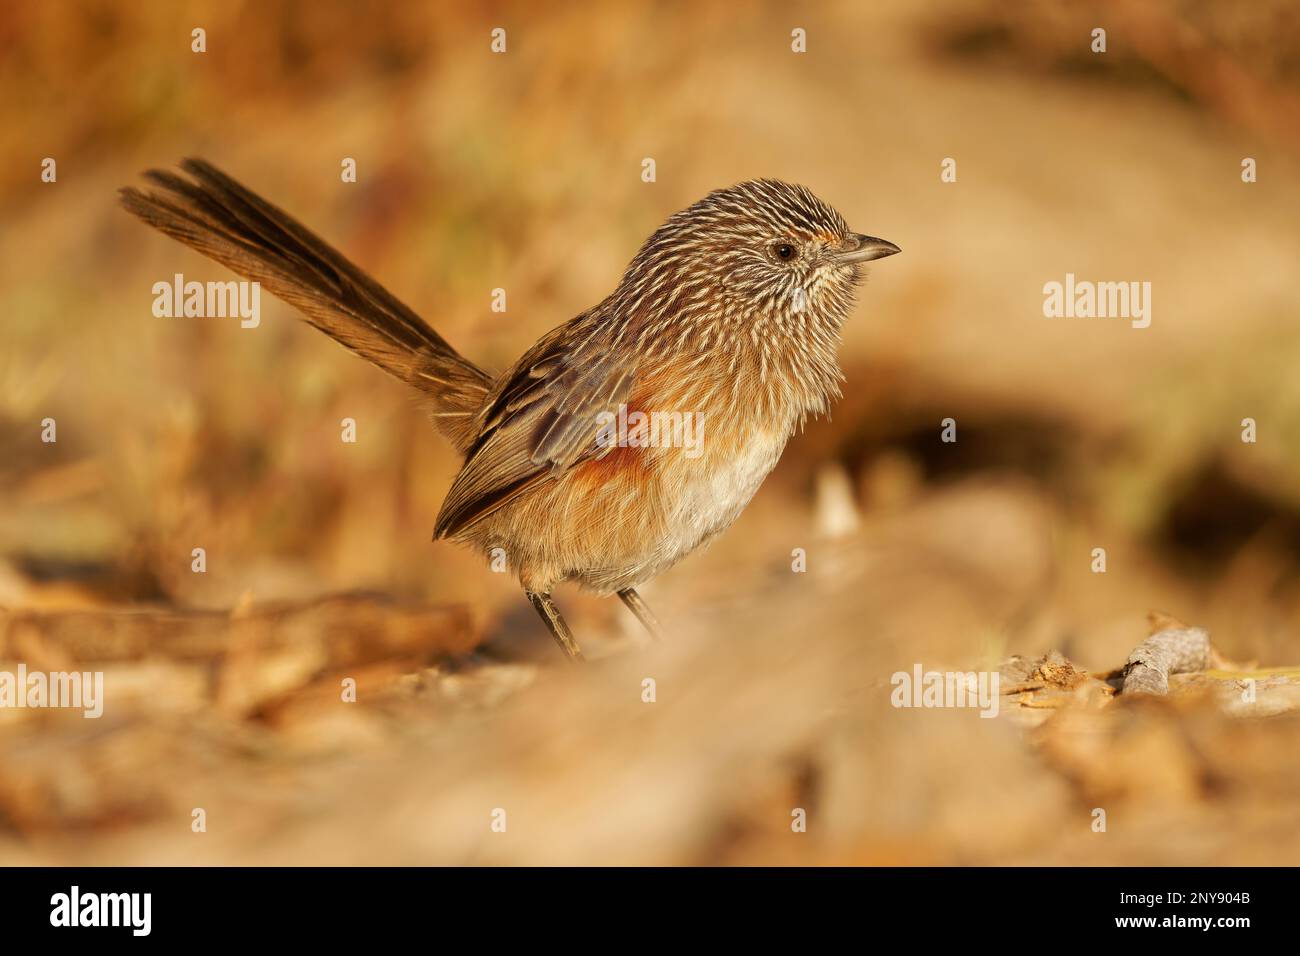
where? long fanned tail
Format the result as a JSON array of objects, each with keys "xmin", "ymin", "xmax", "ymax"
[{"xmin": 119, "ymin": 158, "xmax": 491, "ymax": 451}]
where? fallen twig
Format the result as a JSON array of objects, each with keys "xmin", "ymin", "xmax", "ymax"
[{"xmin": 1120, "ymin": 619, "xmax": 1212, "ymax": 696}]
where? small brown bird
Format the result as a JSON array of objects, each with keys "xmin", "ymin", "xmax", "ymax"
[{"xmin": 120, "ymin": 161, "xmax": 899, "ymax": 660}]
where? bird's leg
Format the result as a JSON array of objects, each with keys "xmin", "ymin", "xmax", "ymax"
[
  {"xmin": 618, "ymin": 588, "xmax": 664, "ymax": 641},
  {"xmin": 526, "ymin": 591, "xmax": 585, "ymax": 662}
]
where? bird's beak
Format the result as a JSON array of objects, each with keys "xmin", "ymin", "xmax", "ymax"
[{"xmin": 837, "ymin": 233, "xmax": 901, "ymax": 263}]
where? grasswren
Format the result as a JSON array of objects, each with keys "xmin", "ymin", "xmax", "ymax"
[{"xmin": 121, "ymin": 161, "xmax": 899, "ymax": 660}]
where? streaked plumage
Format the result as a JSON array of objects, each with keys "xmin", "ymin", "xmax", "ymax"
[{"xmin": 120, "ymin": 161, "xmax": 899, "ymax": 657}]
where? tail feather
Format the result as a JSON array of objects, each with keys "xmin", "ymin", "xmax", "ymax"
[{"xmin": 120, "ymin": 158, "xmax": 491, "ymax": 451}]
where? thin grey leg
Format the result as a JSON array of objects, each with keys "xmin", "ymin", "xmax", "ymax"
[
  {"xmin": 618, "ymin": 587, "xmax": 664, "ymax": 641},
  {"xmin": 526, "ymin": 591, "xmax": 585, "ymax": 662}
]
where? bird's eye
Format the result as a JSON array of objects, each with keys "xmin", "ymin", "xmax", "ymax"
[{"xmin": 773, "ymin": 243, "xmax": 797, "ymax": 262}]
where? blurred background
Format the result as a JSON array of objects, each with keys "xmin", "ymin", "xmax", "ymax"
[{"xmin": 1, "ymin": 0, "xmax": 1298, "ymax": 865}]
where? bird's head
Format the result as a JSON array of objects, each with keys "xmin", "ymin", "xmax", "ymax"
[{"xmin": 615, "ymin": 179, "xmax": 899, "ymax": 354}]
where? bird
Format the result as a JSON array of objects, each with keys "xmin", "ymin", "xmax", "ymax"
[{"xmin": 120, "ymin": 160, "xmax": 900, "ymax": 661}]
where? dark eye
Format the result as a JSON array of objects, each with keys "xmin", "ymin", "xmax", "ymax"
[{"xmin": 773, "ymin": 243, "xmax": 797, "ymax": 262}]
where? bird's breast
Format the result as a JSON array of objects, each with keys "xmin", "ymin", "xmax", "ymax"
[
  {"xmin": 634, "ymin": 408, "xmax": 794, "ymax": 568},
  {"xmin": 529, "ymin": 359, "xmax": 807, "ymax": 592}
]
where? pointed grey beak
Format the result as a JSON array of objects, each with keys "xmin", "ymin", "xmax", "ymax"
[{"xmin": 837, "ymin": 233, "xmax": 901, "ymax": 263}]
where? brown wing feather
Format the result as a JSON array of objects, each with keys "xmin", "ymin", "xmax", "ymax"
[{"xmin": 433, "ymin": 329, "xmax": 636, "ymax": 540}]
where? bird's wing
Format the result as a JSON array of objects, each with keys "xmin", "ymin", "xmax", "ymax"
[{"xmin": 432, "ymin": 325, "xmax": 636, "ymax": 540}]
